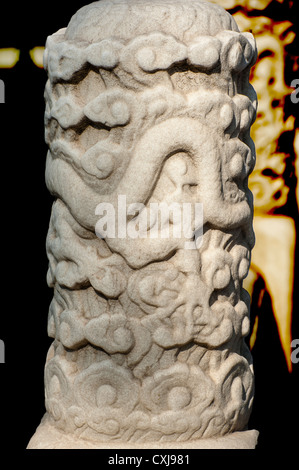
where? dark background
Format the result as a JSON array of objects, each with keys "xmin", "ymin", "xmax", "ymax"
[{"xmin": 0, "ymin": 0, "xmax": 298, "ymax": 459}]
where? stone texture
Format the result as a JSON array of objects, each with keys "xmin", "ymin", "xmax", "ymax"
[
  {"xmin": 28, "ymin": 419, "xmax": 259, "ymax": 449},
  {"xmin": 28, "ymin": 0, "xmax": 258, "ymax": 449}
]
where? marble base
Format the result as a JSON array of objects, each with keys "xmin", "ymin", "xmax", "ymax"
[{"xmin": 27, "ymin": 418, "xmax": 258, "ymax": 449}]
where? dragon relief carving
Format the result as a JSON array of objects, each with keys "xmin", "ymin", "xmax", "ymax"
[{"xmin": 31, "ymin": 0, "xmax": 258, "ymax": 446}]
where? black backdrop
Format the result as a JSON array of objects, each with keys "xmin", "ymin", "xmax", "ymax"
[{"xmin": 0, "ymin": 0, "xmax": 298, "ymax": 460}]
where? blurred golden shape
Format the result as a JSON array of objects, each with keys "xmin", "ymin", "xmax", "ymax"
[
  {"xmin": 29, "ymin": 47, "xmax": 45, "ymax": 68},
  {"xmin": 249, "ymin": 315, "xmax": 259, "ymax": 350},
  {"xmin": 234, "ymin": 13, "xmax": 295, "ymax": 213},
  {"xmin": 244, "ymin": 215, "xmax": 295, "ymax": 372},
  {"xmin": 295, "ymin": 129, "xmax": 299, "ymax": 207},
  {"xmin": 209, "ymin": 0, "xmax": 284, "ymax": 10},
  {"xmin": 231, "ymin": 10, "xmax": 297, "ymax": 371},
  {"xmin": 0, "ymin": 48, "xmax": 20, "ymax": 68}
]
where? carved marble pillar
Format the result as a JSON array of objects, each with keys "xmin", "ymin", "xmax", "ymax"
[{"xmin": 28, "ymin": 0, "xmax": 259, "ymax": 449}]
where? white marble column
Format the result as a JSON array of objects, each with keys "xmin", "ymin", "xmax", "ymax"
[{"xmin": 28, "ymin": 0, "xmax": 258, "ymax": 449}]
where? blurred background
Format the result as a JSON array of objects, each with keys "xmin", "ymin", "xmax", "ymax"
[{"xmin": 0, "ymin": 0, "xmax": 298, "ymax": 452}]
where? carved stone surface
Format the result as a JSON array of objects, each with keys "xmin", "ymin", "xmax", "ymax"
[{"xmin": 28, "ymin": 0, "xmax": 258, "ymax": 449}]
